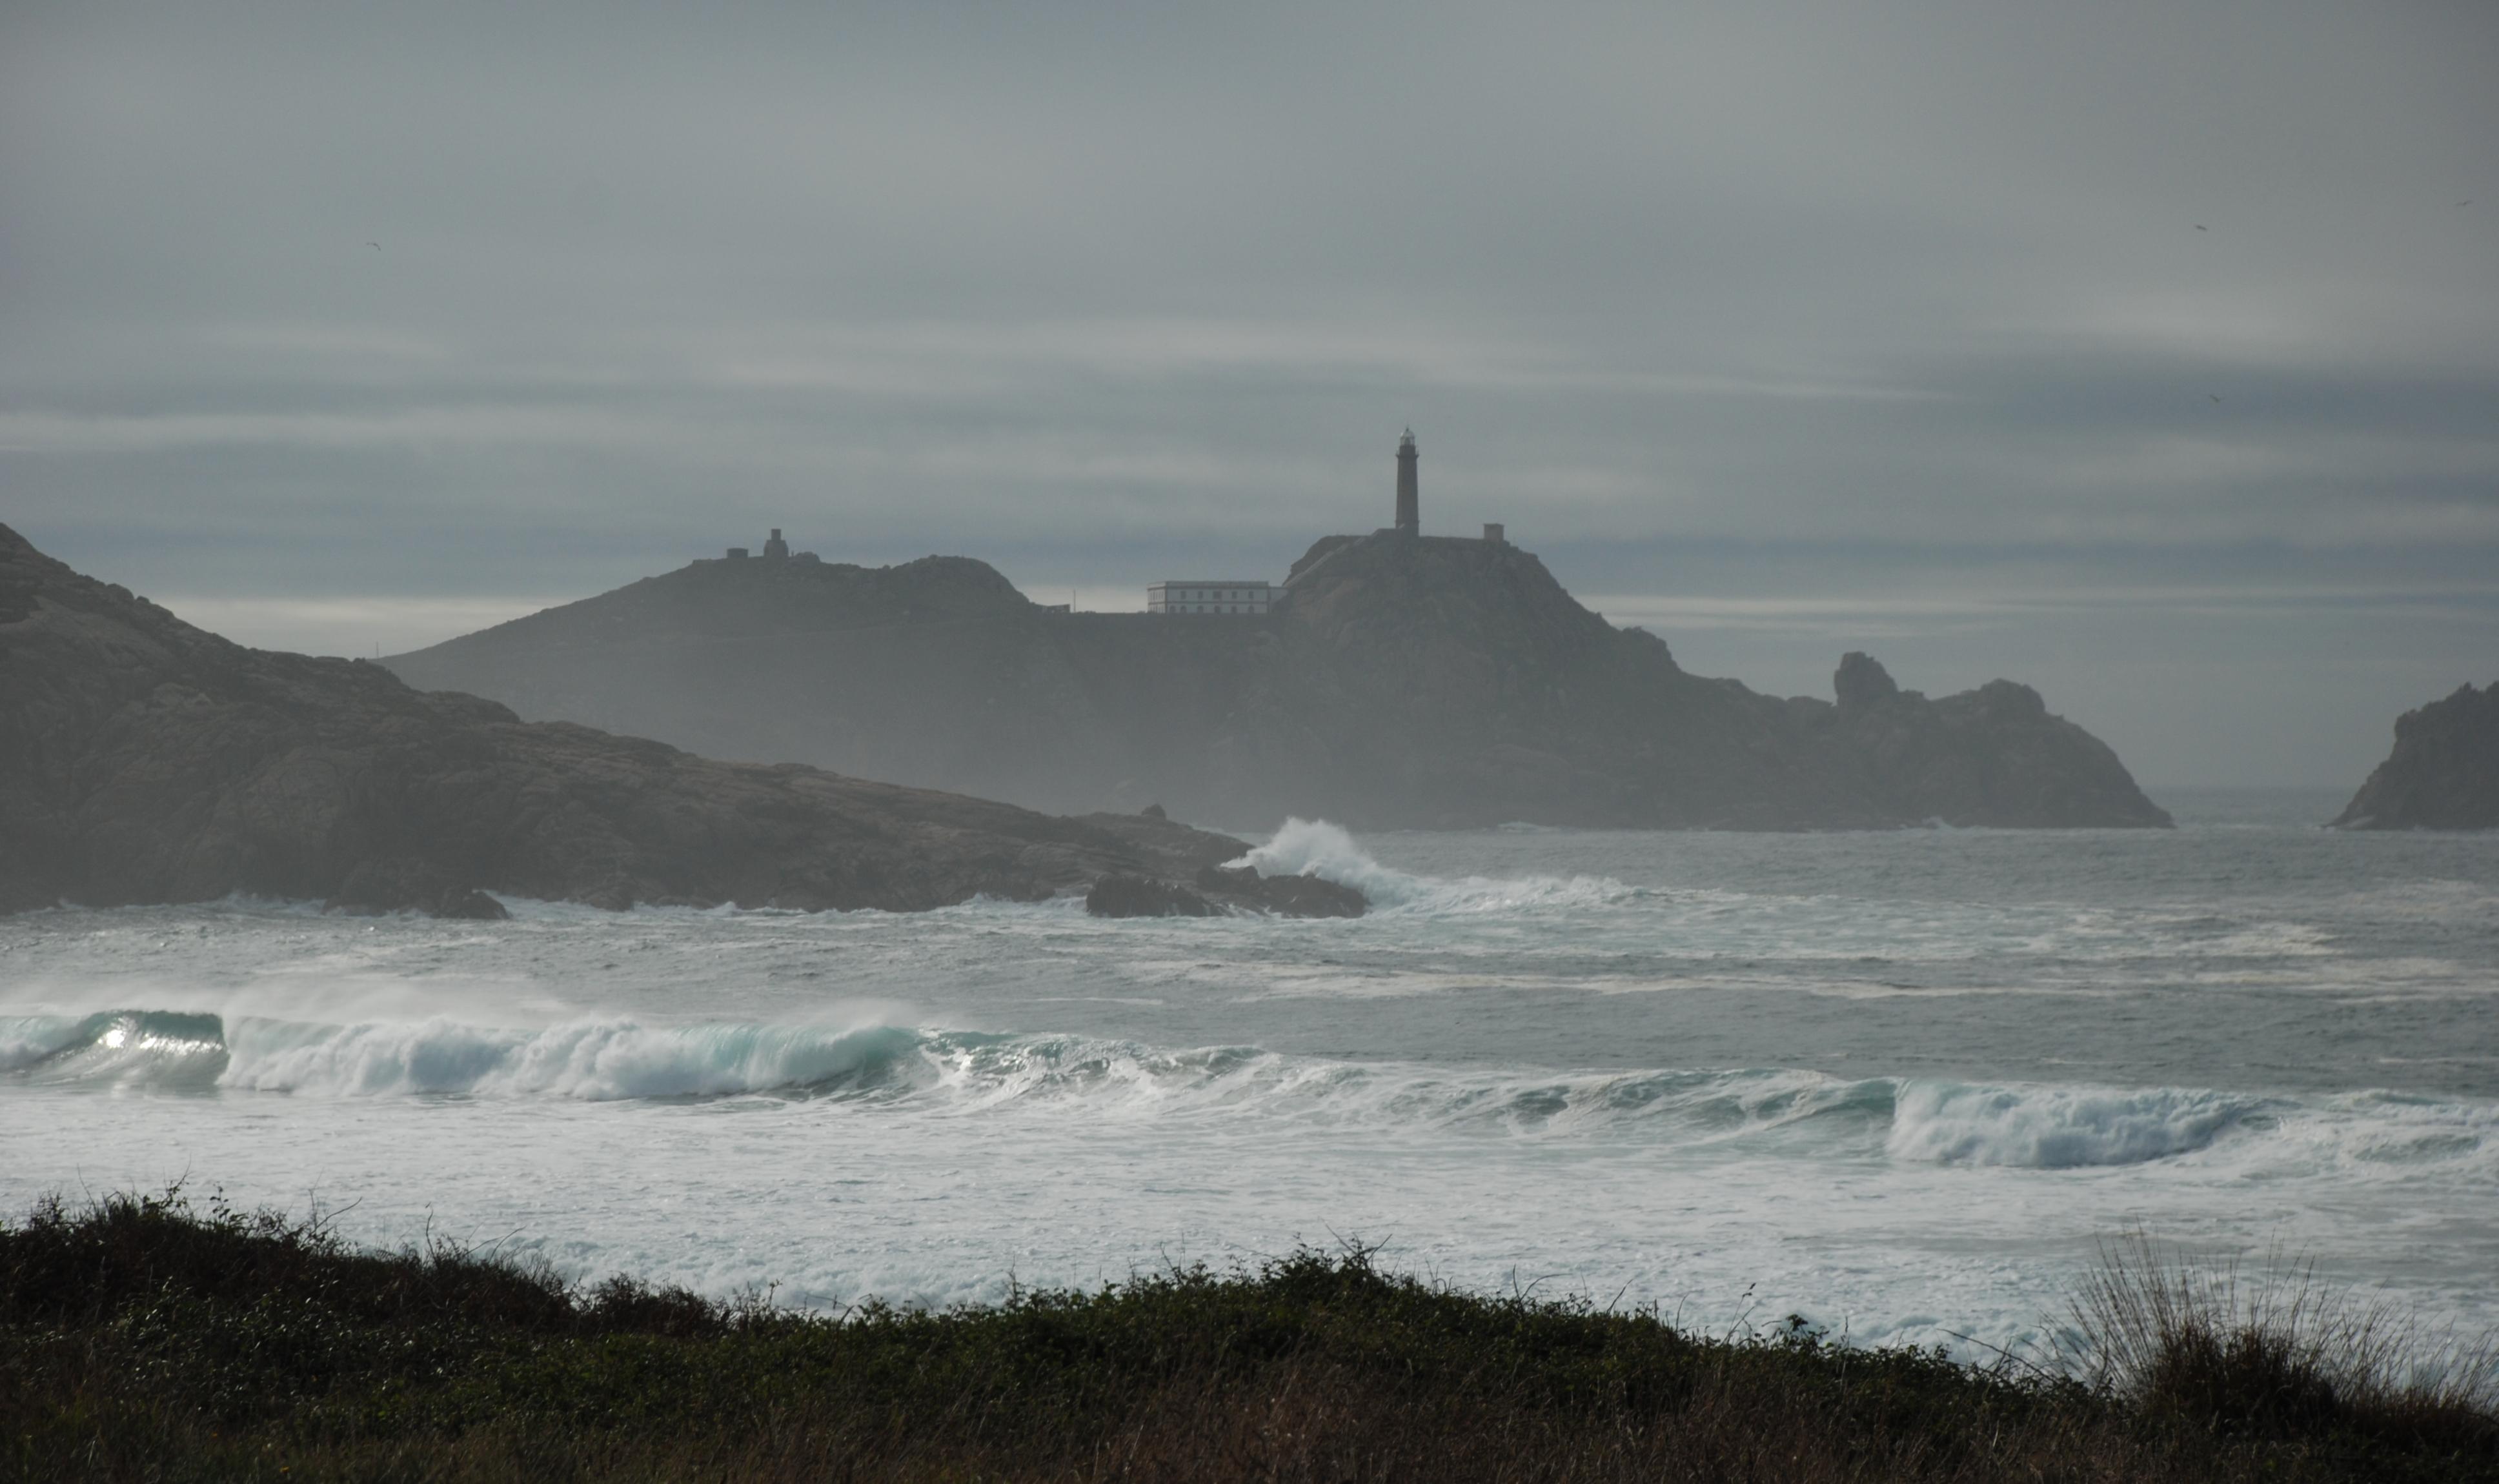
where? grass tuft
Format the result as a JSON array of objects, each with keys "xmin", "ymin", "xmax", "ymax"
[{"xmin": 2063, "ymin": 1231, "xmax": 2498, "ymax": 1450}]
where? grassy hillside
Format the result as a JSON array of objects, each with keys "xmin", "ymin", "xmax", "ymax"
[{"xmin": 4, "ymin": 1191, "xmax": 2491, "ymax": 1481}]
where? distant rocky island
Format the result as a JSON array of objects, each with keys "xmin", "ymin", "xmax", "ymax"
[
  {"xmin": 0, "ymin": 523, "xmax": 1358, "ymax": 918},
  {"xmin": 387, "ymin": 441, "xmax": 2170, "ymax": 831},
  {"xmin": 2331, "ymin": 681, "xmax": 2498, "ymax": 830}
]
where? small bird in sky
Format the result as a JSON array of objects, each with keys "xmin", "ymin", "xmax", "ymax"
[
  {"xmin": 2194, "ymin": 225, "xmax": 2207, "ymax": 231},
  {"xmin": 366, "ymin": 241, "xmax": 381, "ymax": 249},
  {"xmin": 2460, "ymin": 201, "xmax": 2474, "ymax": 208},
  {"xmin": 2209, "ymin": 394, "xmax": 2222, "ymax": 403}
]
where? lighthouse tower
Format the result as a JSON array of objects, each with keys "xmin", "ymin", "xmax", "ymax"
[{"xmin": 1394, "ymin": 428, "xmax": 1419, "ymax": 536}]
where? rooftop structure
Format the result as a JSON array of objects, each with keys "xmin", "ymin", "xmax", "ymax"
[
  {"xmin": 723, "ymin": 528, "xmax": 818, "ymax": 563},
  {"xmin": 1147, "ymin": 581, "xmax": 1272, "ymax": 616}
]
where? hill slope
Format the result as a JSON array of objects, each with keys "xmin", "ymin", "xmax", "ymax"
[
  {"xmin": 0, "ymin": 524, "xmax": 1299, "ymax": 916},
  {"xmin": 2331, "ymin": 682, "xmax": 2499, "ymax": 829},
  {"xmin": 387, "ymin": 531, "xmax": 2170, "ymax": 830}
]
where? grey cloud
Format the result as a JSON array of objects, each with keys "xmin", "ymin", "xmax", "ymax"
[{"xmin": 3, "ymin": 0, "xmax": 2494, "ymax": 786}]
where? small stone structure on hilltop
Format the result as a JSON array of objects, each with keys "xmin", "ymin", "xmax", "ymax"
[
  {"xmin": 1150, "ymin": 428, "xmax": 1509, "ymax": 611},
  {"xmin": 720, "ymin": 528, "xmax": 818, "ymax": 563}
]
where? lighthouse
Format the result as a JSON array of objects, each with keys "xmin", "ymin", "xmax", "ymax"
[{"xmin": 1394, "ymin": 428, "xmax": 1419, "ymax": 536}]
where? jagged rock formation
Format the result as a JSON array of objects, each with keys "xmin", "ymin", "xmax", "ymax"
[
  {"xmin": 1818, "ymin": 653, "xmax": 2167, "ymax": 828},
  {"xmin": 2331, "ymin": 683, "xmax": 2499, "ymax": 830},
  {"xmin": 1187, "ymin": 865, "xmax": 1368, "ymax": 918},
  {"xmin": 387, "ymin": 530, "xmax": 2168, "ymax": 830},
  {"xmin": 0, "ymin": 525, "xmax": 1357, "ymax": 917}
]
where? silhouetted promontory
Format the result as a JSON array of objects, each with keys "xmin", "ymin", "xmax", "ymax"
[
  {"xmin": 0, "ymin": 525, "xmax": 1355, "ymax": 917},
  {"xmin": 2331, "ymin": 681, "xmax": 2499, "ymax": 830},
  {"xmin": 386, "ymin": 528, "xmax": 2171, "ymax": 830}
]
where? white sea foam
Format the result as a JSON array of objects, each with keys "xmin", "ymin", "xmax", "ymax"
[
  {"xmin": 1887, "ymin": 1080, "xmax": 2269, "ymax": 1168},
  {"xmin": 1236, "ymin": 817, "xmax": 1633, "ymax": 914}
]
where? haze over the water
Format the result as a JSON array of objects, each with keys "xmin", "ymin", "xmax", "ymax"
[{"xmin": 3, "ymin": 0, "xmax": 2493, "ymax": 788}]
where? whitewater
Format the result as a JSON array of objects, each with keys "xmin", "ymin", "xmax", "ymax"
[{"xmin": 4, "ymin": 787, "xmax": 2494, "ymax": 1358}]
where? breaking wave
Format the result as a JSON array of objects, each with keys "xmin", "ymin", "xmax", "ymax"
[
  {"xmin": 1235, "ymin": 817, "xmax": 1635, "ymax": 914},
  {"xmin": 0, "ymin": 1010, "xmax": 920, "ymax": 1100},
  {"xmin": 1886, "ymin": 1080, "xmax": 2273, "ymax": 1168},
  {"xmin": 1, "ymin": 1010, "xmax": 230, "ymax": 1089},
  {"xmin": 10, "ymin": 1009, "xmax": 2487, "ymax": 1178},
  {"xmin": 223, "ymin": 1018, "xmax": 926, "ymax": 1099}
]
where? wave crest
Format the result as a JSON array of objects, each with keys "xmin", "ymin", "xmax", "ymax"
[
  {"xmin": 3, "ymin": 1010, "xmax": 231, "ymax": 1088},
  {"xmin": 1885, "ymin": 1080, "xmax": 2268, "ymax": 1168},
  {"xmin": 1236, "ymin": 818, "xmax": 1633, "ymax": 914},
  {"xmin": 13, "ymin": 1009, "xmax": 2484, "ymax": 1183},
  {"xmin": 3, "ymin": 1010, "xmax": 926, "ymax": 1101}
]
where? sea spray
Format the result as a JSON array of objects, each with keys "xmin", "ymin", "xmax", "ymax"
[{"xmin": 1236, "ymin": 818, "xmax": 1635, "ymax": 914}]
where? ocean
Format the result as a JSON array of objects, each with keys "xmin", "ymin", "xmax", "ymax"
[{"xmin": 5, "ymin": 787, "xmax": 2493, "ymax": 1360}]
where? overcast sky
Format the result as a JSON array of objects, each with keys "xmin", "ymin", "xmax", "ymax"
[{"xmin": 5, "ymin": 0, "xmax": 2493, "ymax": 788}]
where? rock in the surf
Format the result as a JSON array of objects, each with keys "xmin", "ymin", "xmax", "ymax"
[{"xmin": 1085, "ymin": 872, "xmax": 1219, "ymax": 917}]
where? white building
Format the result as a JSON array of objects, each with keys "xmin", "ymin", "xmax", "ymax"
[{"xmin": 1148, "ymin": 580, "xmax": 1273, "ymax": 615}]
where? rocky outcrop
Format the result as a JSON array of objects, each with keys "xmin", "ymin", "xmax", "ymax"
[
  {"xmin": 2331, "ymin": 683, "xmax": 2499, "ymax": 830},
  {"xmin": 1833, "ymin": 651, "xmax": 1900, "ymax": 710},
  {"xmin": 1191, "ymin": 865, "xmax": 1367, "ymax": 917},
  {"xmin": 1085, "ymin": 872, "xmax": 1219, "ymax": 917},
  {"xmin": 1813, "ymin": 655, "xmax": 2171, "ymax": 828},
  {"xmin": 380, "ymin": 528, "xmax": 2170, "ymax": 830},
  {"xmin": 0, "ymin": 525, "xmax": 1361, "ymax": 917}
]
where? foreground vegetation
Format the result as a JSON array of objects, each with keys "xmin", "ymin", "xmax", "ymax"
[{"xmin": 3, "ymin": 1193, "xmax": 2493, "ymax": 1482}]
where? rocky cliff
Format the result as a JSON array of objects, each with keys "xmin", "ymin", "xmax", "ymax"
[
  {"xmin": 0, "ymin": 525, "xmax": 1352, "ymax": 916},
  {"xmin": 2331, "ymin": 682, "xmax": 2499, "ymax": 830},
  {"xmin": 385, "ymin": 530, "xmax": 2170, "ymax": 830}
]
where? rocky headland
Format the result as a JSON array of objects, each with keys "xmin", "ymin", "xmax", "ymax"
[
  {"xmin": 387, "ymin": 528, "xmax": 2170, "ymax": 830},
  {"xmin": 2331, "ymin": 681, "xmax": 2499, "ymax": 829},
  {"xmin": 0, "ymin": 524, "xmax": 1359, "ymax": 917}
]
